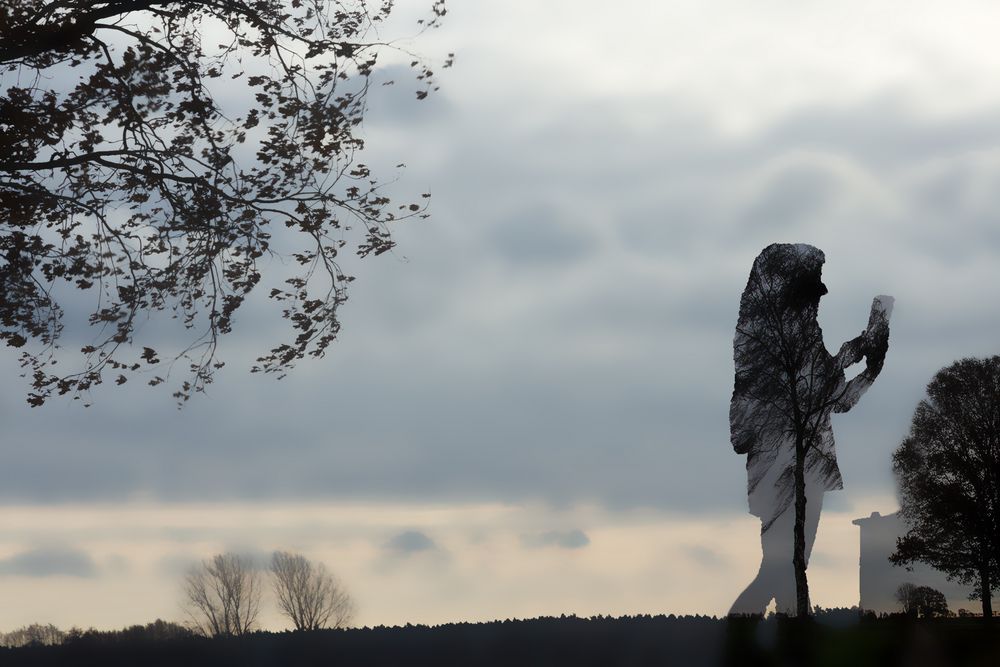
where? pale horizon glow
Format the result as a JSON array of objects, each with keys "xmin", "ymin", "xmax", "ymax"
[{"xmin": 0, "ymin": 495, "xmax": 897, "ymax": 631}]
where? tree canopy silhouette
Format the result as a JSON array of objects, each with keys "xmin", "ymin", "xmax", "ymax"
[
  {"xmin": 0, "ymin": 0, "xmax": 449, "ymax": 405},
  {"xmin": 891, "ymin": 356, "xmax": 1000, "ymax": 620},
  {"xmin": 895, "ymin": 583, "xmax": 950, "ymax": 619}
]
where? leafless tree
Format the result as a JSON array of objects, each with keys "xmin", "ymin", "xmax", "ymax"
[
  {"xmin": 184, "ymin": 553, "xmax": 261, "ymax": 637},
  {"xmin": 270, "ymin": 551, "xmax": 354, "ymax": 631}
]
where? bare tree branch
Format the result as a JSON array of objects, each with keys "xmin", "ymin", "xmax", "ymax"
[{"xmin": 1, "ymin": 0, "xmax": 451, "ymax": 406}]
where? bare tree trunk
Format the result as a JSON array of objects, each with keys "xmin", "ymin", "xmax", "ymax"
[
  {"xmin": 981, "ymin": 563, "xmax": 993, "ymax": 622},
  {"xmin": 793, "ymin": 433, "xmax": 810, "ymax": 618}
]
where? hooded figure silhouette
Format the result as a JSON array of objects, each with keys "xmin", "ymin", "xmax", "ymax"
[{"xmin": 728, "ymin": 243, "xmax": 891, "ymax": 616}]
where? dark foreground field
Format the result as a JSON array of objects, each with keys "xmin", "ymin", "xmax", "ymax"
[{"xmin": 4, "ymin": 614, "xmax": 1000, "ymax": 666}]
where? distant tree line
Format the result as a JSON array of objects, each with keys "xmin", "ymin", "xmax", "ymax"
[
  {"xmin": 7, "ymin": 612, "xmax": 1000, "ymax": 667},
  {"xmin": 0, "ymin": 620, "xmax": 191, "ymax": 648},
  {"xmin": 0, "ymin": 623, "xmax": 66, "ymax": 648},
  {"xmin": 0, "ymin": 614, "xmax": 727, "ymax": 666}
]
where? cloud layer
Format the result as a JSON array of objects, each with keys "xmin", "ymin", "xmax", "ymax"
[
  {"xmin": 3, "ymin": 0, "xmax": 1000, "ymax": 523},
  {"xmin": 0, "ymin": 548, "xmax": 97, "ymax": 579}
]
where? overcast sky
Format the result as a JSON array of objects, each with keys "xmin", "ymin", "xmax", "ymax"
[{"xmin": 4, "ymin": 0, "xmax": 1000, "ymax": 630}]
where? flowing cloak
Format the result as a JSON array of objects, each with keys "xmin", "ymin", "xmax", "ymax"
[{"xmin": 730, "ymin": 344, "xmax": 844, "ymax": 530}]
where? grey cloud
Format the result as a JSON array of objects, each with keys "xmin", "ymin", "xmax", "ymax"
[
  {"xmin": 363, "ymin": 64, "xmax": 454, "ymax": 127},
  {"xmin": 742, "ymin": 163, "xmax": 838, "ymax": 231},
  {"xmin": 680, "ymin": 545, "xmax": 727, "ymax": 569},
  {"xmin": 759, "ymin": 100, "xmax": 1000, "ymax": 168},
  {"xmin": 522, "ymin": 529, "xmax": 590, "ymax": 550},
  {"xmin": 157, "ymin": 550, "xmax": 269, "ymax": 577},
  {"xmin": 0, "ymin": 547, "xmax": 97, "ymax": 578},
  {"xmin": 157, "ymin": 554, "xmax": 198, "ymax": 577},
  {"xmin": 104, "ymin": 554, "xmax": 131, "ymax": 574},
  {"xmin": 384, "ymin": 531, "xmax": 437, "ymax": 556},
  {"xmin": 488, "ymin": 205, "xmax": 597, "ymax": 266},
  {"xmin": 806, "ymin": 552, "xmax": 845, "ymax": 570},
  {"xmin": 222, "ymin": 548, "xmax": 273, "ymax": 571},
  {"xmin": 3, "ymin": 90, "xmax": 1000, "ymax": 520}
]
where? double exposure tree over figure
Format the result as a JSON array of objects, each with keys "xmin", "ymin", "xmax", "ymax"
[
  {"xmin": 729, "ymin": 243, "xmax": 892, "ymax": 618},
  {"xmin": 0, "ymin": 1, "xmax": 449, "ymax": 405}
]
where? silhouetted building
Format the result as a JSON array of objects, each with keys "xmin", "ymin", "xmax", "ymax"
[{"xmin": 853, "ymin": 511, "xmax": 973, "ymax": 614}]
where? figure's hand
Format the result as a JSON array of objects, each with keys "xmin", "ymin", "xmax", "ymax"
[
  {"xmin": 870, "ymin": 295, "xmax": 894, "ymax": 326},
  {"xmin": 862, "ymin": 295, "xmax": 893, "ymax": 369},
  {"xmin": 834, "ymin": 295, "xmax": 894, "ymax": 414},
  {"xmin": 836, "ymin": 336, "xmax": 864, "ymax": 368}
]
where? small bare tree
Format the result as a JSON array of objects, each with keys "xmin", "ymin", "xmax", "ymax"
[
  {"xmin": 270, "ymin": 551, "xmax": 354, "ymax": 631},
  {"xmin": 184, "ymin": 553, "xmax": 261, "ymax": 637}
]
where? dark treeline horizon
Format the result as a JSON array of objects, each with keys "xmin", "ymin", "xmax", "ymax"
[{"xmin": 5, "ymin": 612, "xmax": 1000, "ymax": 667}]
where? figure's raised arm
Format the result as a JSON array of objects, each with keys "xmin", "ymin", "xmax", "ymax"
[
  {"xmin": 833, "ymin": 295, "xmax": 893, "ymax": 413},
  {"xmin": 863, "ymin": 295, "xmax": 893, "ymax": 364},
  {"xmin": 834, "ymin": 335, "xmax": 864, "ymax": 371}
]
